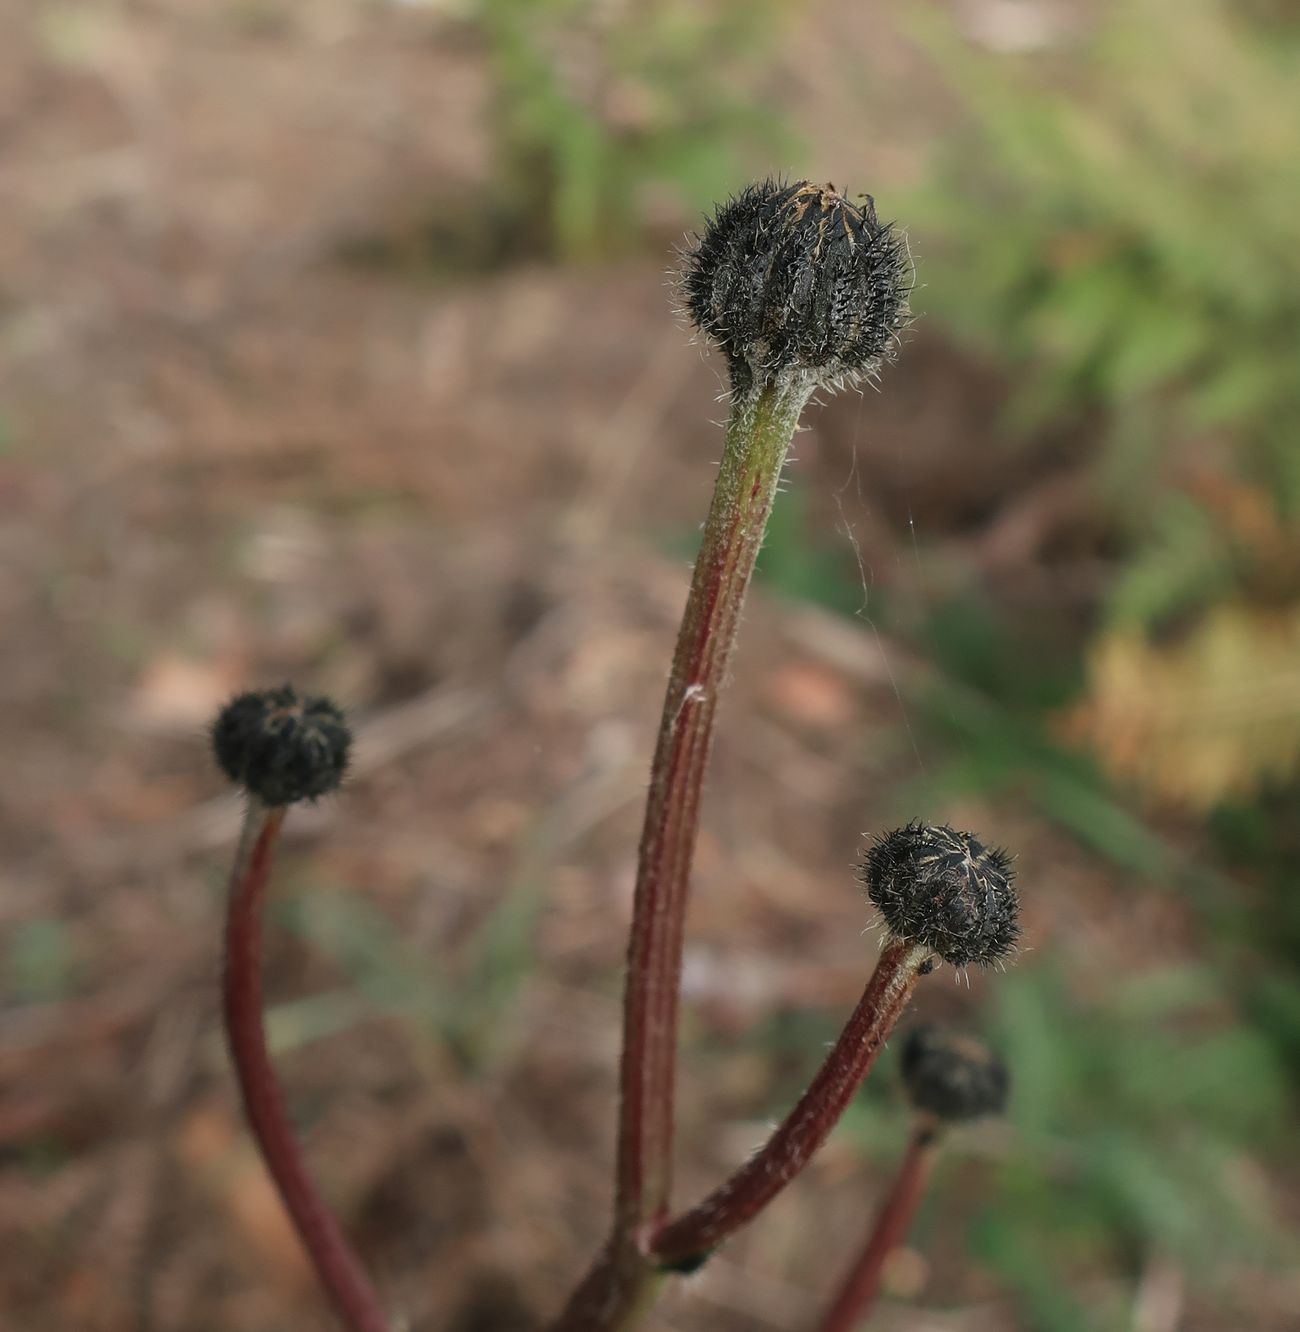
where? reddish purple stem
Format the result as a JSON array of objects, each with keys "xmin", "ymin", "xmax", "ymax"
[
  {"xmin": 616, "ymin": 382, "xmax": 805, "ymax": 1237},
  {"xmin": 223, "ymin": 806, "xmax": 390, "ymax": 1332},
  {"xmin": 550, "ymin": 384, "xmax": 807, "ymax": 1331},
  {"xmin": 652, "ymin": 938, "xmax": 926, "ymax": 1266},
  {"xmin": 815, "ymin": 1123, "xmax": 940, "ymax": 1332}
]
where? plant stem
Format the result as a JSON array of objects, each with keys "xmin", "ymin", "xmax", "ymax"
[
  {"xmin": 814, "ymin": 1121, "xmax": 941, "ymax": 1332},
  {"xmin": 223, "ymin": 803, "xmax": 390, "ymax": 1332},
  {"xmin": 617, "ymin": 377, "xmax": 810, "ymax": 1236},
  {"xmin": 549, "ymin": 378, "xmax": 808, "ymax": 1332},
  {"xmin": 546, "ymin": 1236, "xmax": 666, "ymax": 1332},
  {"xmin": 651, "ymin": 938, "xmax": 929, "ymax": 1267}
]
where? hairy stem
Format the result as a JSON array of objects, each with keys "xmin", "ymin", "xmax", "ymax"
[
  {"xmin": 224, "ymin": 803, "xmax": 390, "ymax": 1332},
  {"xmin": 652, "ymin": 938, "xmax": 928, "ymax": 1266},
  {"xmin": 549, "ymin": 378, "xmax": 809, "ymax": 1332},
  {"xmin": 617, "ymin": 377, "xmax": 810, "ymax": 1235},
  {"xmin": 815, "ymin": 1122, "xmax": 941, "ymax": 1332}
]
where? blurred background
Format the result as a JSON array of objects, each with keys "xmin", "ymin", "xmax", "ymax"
[{"xmin": 2, "ymin": 0, "xmax": 1298, "ymax": 1328}]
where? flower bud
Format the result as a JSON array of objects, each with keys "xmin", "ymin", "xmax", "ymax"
[
  {"xmin": 860, "ymin": 822, "xmax": 1019, "ymax": 968},
  {"xmin": 212, "ymin": 684, "xmax": 351, "ymax": 806},
  {"xmin": 900, "ymin": 1025, "xmax": 1009, "ymax": 1122},
  {"xmin": 682, "ymin": 179, "xmax": 911, "ymax": 389}
]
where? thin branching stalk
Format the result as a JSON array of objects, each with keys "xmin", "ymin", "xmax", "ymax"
[
  {"xmin": 814, "ymin": 1121, "xmax": 941, "ymax": 1332},
  {"xmin": 224, "ymin": 801, "xmax": 390, "ymax": 1332},
  {"xmin": 651, "ymin": 938, "xmax": 929, "ymax": 1267}
]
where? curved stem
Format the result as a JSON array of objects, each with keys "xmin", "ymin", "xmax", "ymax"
[
  {"xmin": 651, "ymin": 938, "xmax": 928, "ymax": 1267},
  {"xmin": 223, "ymin": 803, "xmax": 390, "ymax": 1332},
  {"xmin": 549, "ymin": 379, "xmax": 810, "ymax": 1332},
  {"xmin": 616, "ymin": 378, "xmax": 809, "ymax": 1237},
  {"xmin": 815, "ymin": 1121, "xmax": 940, "ymax": 1332}
]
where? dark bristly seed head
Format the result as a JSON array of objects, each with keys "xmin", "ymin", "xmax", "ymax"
[
  {"xmin": 860, "ymin": 822, "xmax": 1019, "ymax": 968},
  {"xmin": 681, "ymin": 179, "xmax": 911, "ymax": 389},
  {"xmin": 212, "ymin": 684, "xmax": 351, "ymax": 807},
  {"xmin": 901, "ymin": 1025, "xmax": 1009, "ymax": 1122}
]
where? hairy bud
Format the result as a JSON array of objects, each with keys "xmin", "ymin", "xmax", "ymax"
[
  {"xmin": 212, "ymin": 684, "xmax": 351, "ymax": 807},
  {"xmin": 860, "ymin": 822, "xmax": 1019, "ymax": 968},
  {"xmin": 901, "ymin": 1026, "xmax": 1009, "ymax": 1122},
  {"xmin": 681, "ymin": 179, "xmax": 910, "ymax": 389}
]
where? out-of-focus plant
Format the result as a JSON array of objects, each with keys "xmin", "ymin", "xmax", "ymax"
[
  {"xmin": 840, "ymin": 964, "xmax": 1296, "ymax": 1331},
  {"xmin": 906, "ymin": 0, "xmax": 1300, "ymax": 809},
  {"xmin": 1061, "ymin": 598, "xmax": 1300, "ymax": 811},
  {"xmin": 911, "ymin": 0, "xmax": 1300, "ymax": 505},
  {"xmin": 470, "ymin": 0, "xmax": 793, "ymax": 259},
  {"xmin": 975, "ymin": 966, "xmax": 1295, "ymax": 1331},
  {"xmin": 816, "ymin": 1027, "xmax": 1009, "ymax": 1332},
  {"xmin": 208, "ymin": 184, "xmax": 1031, "ymax": 1332}
]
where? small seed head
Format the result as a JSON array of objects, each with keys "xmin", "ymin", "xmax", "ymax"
[
  {"xmin": 681, "ymin": 179, "xmax": 911, "ymax": 389},
  {"xmin": 212, "ymin": 684, "xmax": 351, "ymax": 806},
  {"xmin": 861, "ymin": 822, "xmax": 1019, "ymax": 968},
  {"xmin": 901, "ymin": 1025, "xmax": 1009, "ymax": 1122}
]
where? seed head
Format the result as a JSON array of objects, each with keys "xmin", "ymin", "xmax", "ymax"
[
  {"xmin": 860, "ymin": 822, "xmax": 1019, "ymax": 968},
  {"xmin": 901, "ymin": 1025, "xmax": 1009, "ymax": 1122},
  {"xmin": 212, "ymin": 684, "xmax": 351, "ymax": 807},
  {"xmin": 681, "ymin": 179, "xmax": 911, "ymax": 390}
]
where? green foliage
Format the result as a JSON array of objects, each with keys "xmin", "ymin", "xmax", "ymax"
[
  {"xmin": 471, "ymin": 0, "xmax": 793, "ymax": 259},
  {"xmin": 841, "ymin": 965, "xmax": 1295, "ymax": 1330},
  {"xmin": 908, "ymin": 0, "xmax": 1300, "ymax": 629},
  {"xmin": 1210, "ymin": 791, "xmax": 1300, "ymax": 1064},
  {"xmin": 5, "ymin": 919, "xmax": 75, "ymax": 1002},
  {"xmin": 1105, "ymin": 494, "xmax": 1236, "ymax": 630},
  {"xmin": 275, "ymin": 869, "xmax": 542, "ymax": 1073},
  {"xmin": 754, "ymin": 488, "xmax": 867, "ymax": 616},
  {"xmin": 909, "ymin": 595, "xmax": 1185, "ymax": 880},
  {"xmin": 969, "ymin": 966, "xmax": 1296, "ymax": 1328}
]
